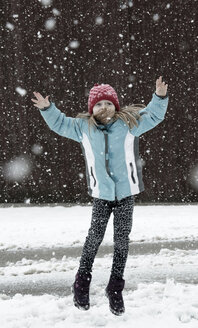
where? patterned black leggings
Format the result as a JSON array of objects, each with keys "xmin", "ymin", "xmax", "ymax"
[{"xmin": 78, "ymin": 196, "xmax": 134, "ymax": 279}]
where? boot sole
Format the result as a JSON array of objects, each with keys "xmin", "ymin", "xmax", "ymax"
[
  {"xmin": 71, "ymin": 285, "xmax": 90, "ymax": 311},
  {"xmin": 105, "ymin": 290, "xmax": 125, "ymax": 316}
]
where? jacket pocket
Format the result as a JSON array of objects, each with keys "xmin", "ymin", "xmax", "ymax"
[
  {"xmin": 129, "ymin": 162, "xmax": 136, "ymax": 184},
  {"xmin": 90, "ymin": 166, "xmax": 96, "ymax": 187}
]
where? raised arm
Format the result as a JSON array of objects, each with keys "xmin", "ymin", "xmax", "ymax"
[
  {"xmin": 31, "ymin": 92, "xmax": 83, "ymax": 142},
  {"xmin": 130, "ymin": 76, "xmax": 169, "ymax": 137}
]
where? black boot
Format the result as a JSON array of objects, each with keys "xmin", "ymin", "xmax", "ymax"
[
  {"xmin": 72, "ymin": 272, "xmax": 92, "ymax": 310},
  {"xmin": 105, "ymin": 276, "xmax": 125, "ymax": 315}
]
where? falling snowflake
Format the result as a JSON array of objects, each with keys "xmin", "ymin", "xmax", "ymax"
[
  {"xmin": 16, "ymin": 87, "xmax": 27, "ymax": 96},
  {"xmin": 69, "ymin": 40, "xmax": 80, "ymax": 49},
  {"xmin": 95, "ymin": 16, "xmax": 103, "ymax": 25},
  {"xmin": 52, "ymin": 8, "xmax": 60, "ymax": 16},
  {"xmin": 188, "ymin": 165, "xmax": 198, "ymax": 191},
  {"xmin": 24, "ymin": 198, "xmax": 31, "ymax": 204},
  {"xmin": 6, "ymin": 22, "xmax": 14, "ymax": 30},
  {"xmin": 40, "ymin": 0, "xmax": 53, "ymax": 6},
  {"xmin": 31, "ymin": 144, "xmax": 44, "ymax": 155},
  {"xmin": 3, "ymin": 156, "xmax": 32, "ymax": 182},
  {"xmin": 45, "ymin": 18, "xmax": 56, "ymax": 30},
  {"xmin": 153, "ymin": 14, "xmax": 160, "ymax": 22}
]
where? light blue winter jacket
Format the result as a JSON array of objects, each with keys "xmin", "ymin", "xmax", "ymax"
[{"xmin": 40, "ymin": 93, "xmax": 169, "ymax": 201}]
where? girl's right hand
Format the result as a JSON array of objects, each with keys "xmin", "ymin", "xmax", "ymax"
[
  {"xmin": 155, "ymin": 76, "xmax": 168, "ymax": 97},
  {"xmin": 31, "ymin": 92, "xmax": 50, "ymax": 109}
]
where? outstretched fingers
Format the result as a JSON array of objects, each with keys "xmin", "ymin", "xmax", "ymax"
[
  {"xmin": 31, "ymin": 98, "xmax": 38, "ymax": 103},
  {"xmin": 156, "ymin": 76, "xmax": 162, "ymax": 87},
  {"xmin": 156, "ymin": 76, "xmax": 168, "ymax": 86},
  {"xmin": 33, "ymin": 91, "xmax": 44, "ymax": 100}
]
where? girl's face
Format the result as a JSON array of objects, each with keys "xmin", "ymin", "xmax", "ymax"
[{"xmin": 93, "ymin": 100, "xmax": 116, "ymax": 124}]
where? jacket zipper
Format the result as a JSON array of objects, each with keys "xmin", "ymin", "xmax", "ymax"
[
  {"xmin": 90, "ymin": 166, "xmax": 96, "ymax": 187},
  {"xmin": 101, "ymin": 129, "xmax": 111, "ymax": 176},
  {"xmin": 130, "ymin": 162, "xmax": 136, "ymax": 184}
]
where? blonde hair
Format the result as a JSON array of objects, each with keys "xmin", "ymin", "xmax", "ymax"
[{"xmin": 76, "ymin": 104, "xmax": 145, "ymax": 131}]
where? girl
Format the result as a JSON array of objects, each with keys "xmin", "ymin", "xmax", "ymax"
[{"xmin": 31, "ymin": 76, "xmax": 168, "ymax": 316}]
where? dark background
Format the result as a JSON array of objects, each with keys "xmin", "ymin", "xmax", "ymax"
[{"xmin": 0, "ymin": 0, "xmax": 197, "ymax": 203}]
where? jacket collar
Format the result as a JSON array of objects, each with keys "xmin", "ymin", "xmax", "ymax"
[{"xmin": 95, "ymin": 119, "xmax": 116, "ymax": 131}]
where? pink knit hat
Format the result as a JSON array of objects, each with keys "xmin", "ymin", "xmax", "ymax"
[{"xmin": 88, "ymin": 83, "xmax": 120, "ymax": 114}]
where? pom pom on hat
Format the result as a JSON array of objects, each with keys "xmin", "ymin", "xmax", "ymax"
[{"xmin": 88, "ymin": 84, "xmax": 120, "ymax": 114}]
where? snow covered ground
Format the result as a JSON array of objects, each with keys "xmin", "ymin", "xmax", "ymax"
[
  {"xmin": 1, "ymin": 204, "xmax": 198, "ymax": 250},
  {"xmin": 0, "ymin": 204, "xmax": 198, "ymax": 327}
]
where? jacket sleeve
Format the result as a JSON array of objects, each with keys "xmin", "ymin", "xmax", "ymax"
[
  {"xmin": 39, "ymin": 102, "xmax": 83, "ymax": 143},
  {"xmin": 130, "ymin": 93, "xmax": 169, "ymax": 137}
]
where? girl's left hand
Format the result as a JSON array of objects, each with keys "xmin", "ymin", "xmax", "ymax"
[
  {"xmin": 31, "ymin": 92, "xmax": 50, "ymax": 109},
  {"xmin": 155, "ymin": 76, "xmax": 168, "ymax": 96}
]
